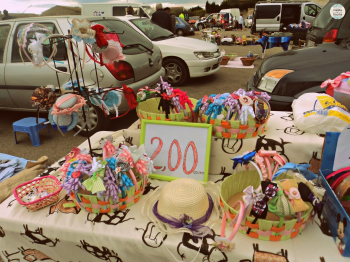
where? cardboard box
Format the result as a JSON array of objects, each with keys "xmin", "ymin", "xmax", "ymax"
[{"xmin": 318, "ymin": 131, "xmax": 350, "ymax": 257}]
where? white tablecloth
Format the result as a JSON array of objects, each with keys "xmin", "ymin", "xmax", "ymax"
[{"xmin": 0, "ymin": 111, "xmax": 346, "ymax": 262}]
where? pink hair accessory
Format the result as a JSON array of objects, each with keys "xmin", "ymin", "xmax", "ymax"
[
  {"xmin": 118, "ymin": 145, "xmax": 135, "ymax": 168},
  {"xmin": 255, "ymin": 154, "xmax": 268, "ymax": 180},
  {"xmin": 213, "ymin": 201, "xmax": 245, "ymax": 252},
  {"xmin": 321, "ymin": 76, "xmax": 342, "ymax": 96},
  {"xmin": 76, "ymin": 154, "xmax": 93, "ymax": 164},
  {"xmin": 340, "ymin": 72, "xmax": 350, "ymax": 79},
  {"xmin": 101, "ymin": 136, "xmax": 116, "ymax": 160}
]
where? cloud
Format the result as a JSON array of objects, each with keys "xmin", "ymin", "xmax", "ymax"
[{"xmin": 4, "ymin": 0, "xmax": 220, "ymax": 14}]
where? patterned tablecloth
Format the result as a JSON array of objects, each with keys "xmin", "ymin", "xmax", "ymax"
[{"xmin": 0, "ymin": 111, "xmax": 347, "ymax": 262}]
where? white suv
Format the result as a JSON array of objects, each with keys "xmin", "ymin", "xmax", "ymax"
[{"xmin": 0, "ymin": 16, "xmax": 165, "ymax": 135}]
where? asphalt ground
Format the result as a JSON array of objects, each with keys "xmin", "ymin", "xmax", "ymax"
[{"xmin": 0, "ymin": 29, "xmax": 287, "ymax": 165}]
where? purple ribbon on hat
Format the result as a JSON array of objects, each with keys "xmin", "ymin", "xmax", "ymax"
[{"xmin": 152, "ymin": 193, "xmax": 214, "ymax": 243}]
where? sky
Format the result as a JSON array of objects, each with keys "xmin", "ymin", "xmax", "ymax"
[{"xmin": 3, "ymin": 0, "xmax": 215, "ymax": 14}]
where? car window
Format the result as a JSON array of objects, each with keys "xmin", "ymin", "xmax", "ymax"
[
  {"xmin": 94, "ymin": 19, "xmax": 153, "ymax": 54},
  {"xmin": 142, "ymin": 6, "xmax": 155, "ymax": 17},
  {"xmin": 207, "ymin": 14, "xmax": 213, "ymax": 21},
  {"xmin": 176, "ymin": 19, "xmax": 180, "ymax": 25},
  {"xmin": 256, "ymin": 5, "xmax": 281, "ymax": 19},
  {"xmin": 338, "ymin": 7, "xmax": 350, "ymax": 39},
  {"xmin": 316, "ymin": 6, "xmax": 321, "ymax": 14},
  {"xmin": 112, "ymin": 6, "xmax": 128, "ymax": 16},
  {"xmin": 131, "ymin": 18, "xmax": 173, "ymax": 41},
  {"xmin": 305, "ymin": 4, "xmax": 317, "ymax": 17},
  {"xmin": 312, "ymin": 1, "xmax": 350, "ymax": 29},
  {"xmin": 11, "ymin": 22, "xmax": 66, "ymax": 63},
  {"xmin": 0, "ymin": 25, "xmax": 11, "ymax": 63}
]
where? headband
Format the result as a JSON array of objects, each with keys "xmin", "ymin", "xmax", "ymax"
[{"xmin": 213, "ymin": 201, "xmax": 245, "ymax": 252}]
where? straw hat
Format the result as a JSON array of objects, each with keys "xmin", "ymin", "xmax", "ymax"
[{"xmin": 142, "ymin": 178, "xmax": 221, "ymax": 239}]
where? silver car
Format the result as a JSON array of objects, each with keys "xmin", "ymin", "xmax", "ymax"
[{"xmin": 0, "ymin": 16, "xmax": 165, "ymax": 135}]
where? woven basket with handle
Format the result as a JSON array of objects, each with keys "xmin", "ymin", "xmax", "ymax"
[
  {"xmin": 219, "ymin": 171, "xmax": 313, "ymax": 241},
  {"xmin": 200, "ymin": 113, "xmax": 267, "ymax": 139},
  {"xmin": 137, "ymin": 97, "xmax": 198, "ymax": 122}
]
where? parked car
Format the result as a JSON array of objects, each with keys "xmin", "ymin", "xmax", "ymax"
[
  {"xmin": 220, "ymin": 8, "xmax": 240, "ymax": 21},
  {"xmin": 188, "ymin": 16, "xmax": 200, "ymax": 25},
  {"xmin": 81, "ymin": 3, "xmax": 155, "ymax": 18},
  {"xmin": 247, "ymin": 43, "xmax": 349, "ymax": 111},
  {"xmin": 195, "ymin": 12, "xmax": 233, "ymax": 30},
  {"xmin": 175, "ymin": 17, "xmax": 191, "ymax": 36},
  {"xmin": 0, "ymin": 16, "xmax": 164, "ymax": 136},
  {"xmin": 306, "ymin": 0, "xmax": 350, "ymax": 46},
  {"xmin": 121, "ymin": 17, "xmax": 222, "ymax": 86},
  {"xmin": 245, "ymin": 15, "xmax": 253, "ymax": 28},
  {"xmin": 251, "ymin": 1, "xmax": 322, "ymax": 33}
]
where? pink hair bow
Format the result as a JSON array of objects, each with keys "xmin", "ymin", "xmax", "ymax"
[
  {"xmin": 340, "ymin": 72, "xmax": 350, "ymax": 79},
  {"xmin": 118, "ymin": 146, "xmax": 134, "ymax": 168},
  {"xmin": 321, "ymin": 76, "xmax": 342, "ymax": 96}
]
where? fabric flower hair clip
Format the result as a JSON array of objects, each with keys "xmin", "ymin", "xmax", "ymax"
[
  {"xmin": 31, "ymin": 86, "xmax": 57, "ymax": 123},
  {"xmin": 71, "ymin": 19, "xmax": 96, "ymax": 44}
]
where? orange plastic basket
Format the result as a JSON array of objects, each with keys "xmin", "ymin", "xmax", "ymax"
[{"xmin": 13, "ymin": 176, "xmax": 62, "ymax": 211}]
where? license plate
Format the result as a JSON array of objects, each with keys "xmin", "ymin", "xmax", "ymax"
[
  {"xmin": 218, "ymin": 57, "xmax": 222, "ymax": 63},
  {"xmin": 307, "ymin": 40, "xmax": 315, "ymax": 47}
]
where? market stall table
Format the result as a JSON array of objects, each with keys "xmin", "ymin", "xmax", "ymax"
[
  {"xmin": 255, "ymin": 35, "xmax": 292, "ymax": 59},
  {"xmin": 0, "ymin": 111, "xmax": 345, "ymax": 262}
]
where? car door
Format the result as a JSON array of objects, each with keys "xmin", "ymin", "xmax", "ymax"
[
  {"xmin": 5, "ymin": 20, "xmax": 71, "ymax": 109},
  {"xmin": 304, "ymin": 4, "xmax": 319, "ymax": 23},
  {"xmin": 0, "ymin": 23, "xmax": 17, "ymax": 108},
  {"xmin": 255, "ymin": 4, "xmax": 282, "ymax": 32}
]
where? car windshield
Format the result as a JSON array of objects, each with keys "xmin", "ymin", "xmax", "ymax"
[
  {"xmin": 92, "ymin": 19, "xmax": 153, "ymax": 54},
  {"xmin": 312, "ymin": 0, "xmax": 348, "ymax": 29},
  {"xmin": 130, "ymin": 18, "xmax": 175, "ymax": 41},
  {"xmin": 142, "ymin": 6, "xmax": 155, "ymax": 17}
]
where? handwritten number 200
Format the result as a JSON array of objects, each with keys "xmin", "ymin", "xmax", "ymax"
[{"xmin": 150, "ymin": 137, "xmax": 198, "ymax": 174}]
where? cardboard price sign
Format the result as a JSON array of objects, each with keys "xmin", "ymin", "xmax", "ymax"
[{"xmin": 140, "ymin": 120, "xmax": 212, "ymax": 182}]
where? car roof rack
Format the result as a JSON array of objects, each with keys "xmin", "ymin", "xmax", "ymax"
[{"xmin": 256, "ymin": 0, "xmax": 310, "ymax": 4}]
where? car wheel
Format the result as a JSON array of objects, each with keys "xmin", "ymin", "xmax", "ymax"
[
  {"xmin": 198, "ymin": 24, "xmax": 203, "ymax": 30},
  {"xmin": 74, "ymin": 104, "xmax": 111, "ymax": 137},
  {"xmin": 163, "ymin": 58, "xmax": 188, "ymax": 86},
  {"xmin": 177, "ymin": 29, "xmax": 184, "ymax": 36}
]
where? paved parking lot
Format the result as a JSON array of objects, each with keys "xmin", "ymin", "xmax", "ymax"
[{"xmin": 0, "ymin": 30, "xmax": 286, "ymax": 165}]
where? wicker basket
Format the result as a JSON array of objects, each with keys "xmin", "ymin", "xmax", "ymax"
[
  {"xmin": 241, "ymin": 57, "xmax": 256, "ymax": 66},
  {"xmin": 69, "ymin": 176, "xmax": 148, "ymax": 213},
  {"xmin": 137, "ymin": 97, "xmax": 198, "ymax": 122},
  {"xmin": 13, "ymin": 176, "xmax": 62, "ymax": 211},
  {"xmin": 200, "ymin": 113, "xmax": 267, "ymax": 139},
  {"xmin": 220, "ymin": 56, "xmax": 230, "ymax": 65},
  {"xmin": 220, "ymin": 171, "xmax": 313, "ymax": 241}
]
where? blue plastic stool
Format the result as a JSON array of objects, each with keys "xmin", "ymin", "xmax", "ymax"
[{"xmin": 13, "ymin": 117, "xmax": 52, "ymax": 147}]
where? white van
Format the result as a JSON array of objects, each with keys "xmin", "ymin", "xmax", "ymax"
[
  {"xmin": 251, "ymin": 1, "xmax": 322, "ymax": 33},
  {"xmin": 220, "ymin": 8, "xmax": 240, "ymax": 21},
  {"xmin": 81, "ymin": 3, "xmax": 155, "ymax": 19}
]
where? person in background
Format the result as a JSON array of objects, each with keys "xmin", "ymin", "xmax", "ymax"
[
  {"xmin": 179, "ymin": 12, "xmax": 185, "ymax": 20},
  {"xmin": 300, "ymin": 16, "xmax": 307, "ymax": 28},
  {"xmin": 152, "ymin": 3, "xmax": 172, "ymax": 31},
  {"xmin": 165, "ymin": 7, "xmax": 176, "ymax": 34},
  {"xmin": 2, "ymin": 10, "xmax": 13, "ymax": 20},
  {"xmin": 238, "ymin": 14, "xmax": 243, "ymax": 30},
  {"xmin": 126, "ymin": 6, "xmax": 134, "ymax": 16}
]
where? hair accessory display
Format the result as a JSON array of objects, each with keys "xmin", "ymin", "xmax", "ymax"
[
  {"xmin": 60, "ymin": 138, "xmax": 152, "ymax": 213},
  {"xmin": 272, "ymin": 163, "xmax": 318, "ymax": 181},
  {"xmin": 196, "ymin": 89, "xmax": 270, "ymax": 139}
]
